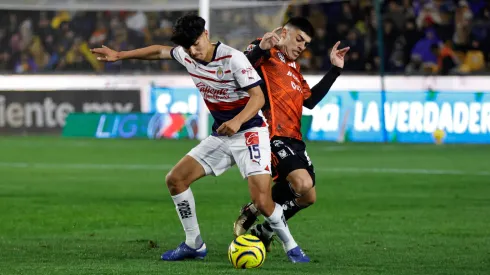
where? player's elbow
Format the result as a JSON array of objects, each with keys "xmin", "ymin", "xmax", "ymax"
[{"xmin": 303, "ymin": 100, "xmax": 315, "ymax": 109}]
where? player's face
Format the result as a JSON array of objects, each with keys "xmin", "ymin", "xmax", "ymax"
[
  {"xmin": 185, "ymin": 30, "xmax": 211, "ymax": 61},
  {"xmin": 282, "ymin": 28, "xmax": 312, "ymax": 61}
]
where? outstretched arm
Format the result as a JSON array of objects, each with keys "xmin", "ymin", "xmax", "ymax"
[
  {"xmin": 303, "ymin": 41, "xmax": 350, "ymax": 109},
  {"xmin": 303, "ymin": 66, "xmax": 342, "ymax": 109},
  {"xmin": 90, "ymin": 45, "xmax": 174, "ymax": 62}
]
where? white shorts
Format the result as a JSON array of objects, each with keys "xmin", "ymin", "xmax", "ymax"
[{"xmin": 187, "ymin": 126, "xmax": 271, "ymax": 179}]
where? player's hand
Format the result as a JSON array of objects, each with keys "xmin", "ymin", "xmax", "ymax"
[
  {"xmin": 259, "ymin": 27, "xmax": 282, "ymax": 50},
  {"xmin": 90, "ymin": 45, "xmax": 119, "ymax": 62},
  {"xmin": 217, "ymin": 119, "xmax": 242, "ymax": 137},
  {"xmin": 330, "ymin": 41, "xmax": 350, "ymax": 68}
]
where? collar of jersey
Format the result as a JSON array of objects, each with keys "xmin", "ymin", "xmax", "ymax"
[
  {"xmin": 272, "ymin": 47, "xmax": 293, "ymax": 62},
  {"xmin": 195, "ymin": 41, "xmax": 221, "ymax": 66}
]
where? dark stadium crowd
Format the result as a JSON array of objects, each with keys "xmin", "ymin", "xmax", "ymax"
[{"xmin": 0, "ymin": 0, "xmax": 489, "ymax": 75}]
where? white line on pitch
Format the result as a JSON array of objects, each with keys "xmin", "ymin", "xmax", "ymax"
[
  {"xmin": 0, "ymin": 162, "xmax": 173, "ymax": 170},
  {"xmin": 0, "ymin": 162, "xmax": 489, "ymax": 176},
  {"xmin": 319, "ymin": 167, "xmax": 490, "ymax": 176}
]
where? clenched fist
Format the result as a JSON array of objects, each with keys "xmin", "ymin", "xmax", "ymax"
[{"xmin": 217, "ymin": 118, "xmax": 242, "ymax": 137}]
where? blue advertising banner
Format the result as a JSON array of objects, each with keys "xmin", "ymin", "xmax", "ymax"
[
  {"xmin": 306, "ymin": 91, "xmax": 490, "ymax": 144},
  {"xmin": 149, "ymin": 86, "xmax": 199, "ymax": 114},
  {"xmin": 149, "ymin": 86, "xmax": 490, "ymax": 144}
]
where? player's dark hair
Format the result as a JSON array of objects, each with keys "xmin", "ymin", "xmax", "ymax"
[
  {"xmin": 284, "ymin": 17, "xmax": 314, "ymax": 38},
  {"xmin": 171, "ymin": 14, "xmax": 206, "ymax": 49}
]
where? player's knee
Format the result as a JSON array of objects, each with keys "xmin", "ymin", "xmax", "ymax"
[
  {"xmin": 290, "ymin": 176, "xmax": 314, "ymax": 196},
  {"xmin": 297, "ymin": 187, "xmax": 316, "ymax": 207},
  {"xmin": 300, "ymin": 191, "xmax": 316, "ymax": 207},
  {"xmin": 165, "ymin": 171, "xmax": 189, "ymax": 192}
]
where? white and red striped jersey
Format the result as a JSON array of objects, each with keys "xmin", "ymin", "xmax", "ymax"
[{"xmin": 170, "ymin": 42, "xmax": 265, "ymax": 135}]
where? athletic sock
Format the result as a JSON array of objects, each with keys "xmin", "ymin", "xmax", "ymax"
[
  {"xmin": 283, "ymin": 199, "xmax": 304, "ymax": 220},
  {"xmin": 261, "ymin": 199, "xmax": 303, "ymax": 233},
  {"xmin": 257, "ymin": 223, "xmax": 275, "ymax": 239},
  {"xmin": 263, "ymin": 203, "xmax": 298, "ymax": 251},
  {"xmin": 171, "ymin": 188, "xmax": 203, "ymax": 249}
]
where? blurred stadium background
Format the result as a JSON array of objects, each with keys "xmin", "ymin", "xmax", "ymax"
[
  {"xmin": 0, "ymin": 1, "xmax": 489, "ymax": 275},
  {"xmin": 2, "ymin": 0, "xmax": 490, "ymax": 74}
]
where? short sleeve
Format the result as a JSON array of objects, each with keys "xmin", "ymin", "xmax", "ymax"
[
  {"xmin": 231, "ymin": 52, "xmax": 263, "ymax": 90},
  {"xmin": 170, "ymin": 46, "xmax": 187, "ymax": 66}
]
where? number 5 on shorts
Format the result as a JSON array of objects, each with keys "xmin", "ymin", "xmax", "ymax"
[{"xmin": 248, "ymin": 144, "xmax": 261, "ymax": 160}]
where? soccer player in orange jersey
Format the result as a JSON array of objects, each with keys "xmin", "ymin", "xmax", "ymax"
[{"xmin": 233, "ymin": 17, "xmax": 350, "ymax": 251}]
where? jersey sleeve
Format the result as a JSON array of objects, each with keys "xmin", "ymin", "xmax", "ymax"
[
  {"xmin": 244, "ymin": 39, "xmax": 260, "ymax": 54},
  {"xmin": 244, "ymin": 38, "xmax": 270, "ymax": 68},
  {"xmin": 170, "ymin": 46, "xmax": 187, "ymax": 66},
  {"xmin": 303, "ymin": 65, "xmax": 342, "ymax": 109},
  {"xmin": 231, "ymin": 52, "xmax": 263, "ymax": 90}
]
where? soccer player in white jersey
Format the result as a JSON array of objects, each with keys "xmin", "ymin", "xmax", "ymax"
[{"xmin": 91, "ymin": 14, "xmax": 309, "ymax": 263}]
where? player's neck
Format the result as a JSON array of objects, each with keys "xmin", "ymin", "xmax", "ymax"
[
  {"xmin": 202, "ymin": 44, "xmax": 217, "ymax": 63},
  {"xmin": 276, "ymin": 43, "xmax": 292, "ymax": 60},
  {"xmin": 276, "ymin": 43, "xmax": 286, "ymax": 53}
]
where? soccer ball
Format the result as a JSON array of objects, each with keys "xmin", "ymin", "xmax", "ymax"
[{"xmin": 228, "ymin": 234, "xmax": 266, "ymax": 269}]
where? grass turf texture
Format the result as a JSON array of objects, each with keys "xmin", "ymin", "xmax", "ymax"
[{"xmin": 0, "ymin": 137, "xmax": 489, "ymax": 275}]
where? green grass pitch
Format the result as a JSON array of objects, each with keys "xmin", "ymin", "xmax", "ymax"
[{"xmin": 0, "ymin": 137, "xmax": 489, "ymax": 275}]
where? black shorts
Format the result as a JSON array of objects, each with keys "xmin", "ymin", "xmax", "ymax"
[{"xmin": 270, "ymin": 137, "xmax": 315, "ymax": 186}]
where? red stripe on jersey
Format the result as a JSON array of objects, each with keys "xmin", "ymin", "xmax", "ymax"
[
  {"xmin": 214, "ymin": 55, "xmax": 232, "ymax": 62},
  {"xmin": 184, "ymin": 58, "xmax": 192, "ymax": 64},
  {"xmin": 197, "ymin": 68, "xmax": 229, "ymax": 74},
  {"xmin": 198, "ymin": 67, "xmax": 216, "ymax": 73},
  {"xmin": 188, "ymin": 73, "xmax": 233, "ymax": 83},
  {"xmin": 205, "ymin": 97, "xmax": 249, "ymax": 111}
]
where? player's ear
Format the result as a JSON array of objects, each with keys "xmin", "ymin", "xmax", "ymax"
[
  {"xmin": 204, "ymin": 29, "xmax": 209, "ymax": 39},
  {"xmin": 281, "ymin": 27, "xmax": 288, "ymax": 39}
]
